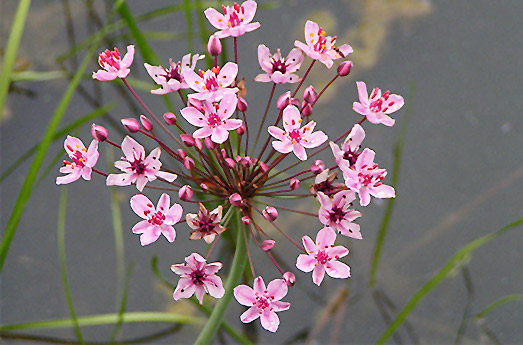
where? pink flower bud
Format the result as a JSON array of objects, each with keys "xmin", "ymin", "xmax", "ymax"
[
  {"xmin": 184, "ymin": 156, "xmax": 195, "ymax": 170},
  {"xmin": 91, "ymin": 124, "xmax": 108, "ymax": 142},
  {"xmin": 276, "ymin": 91, "xmax": 291, "ymax": 110},
  {"xmin": 301, "ymin": 103, "xmax": 313, "ymax": 116},
  {"xmin": 262, "ymin": 206, "xmax": 278, "ymax": 222},
  {"xmin": 283, "ymin": 272, "xmax": 296, "ymax": 287},
  {"xmin": 225, "ymin": 158, "xmax": 236, "ymax": 168},
  {"xmin": 140, "ymin": 115, "xmax": 153, "ymax": 131},
  {"xmin": 241, "ymin": 216, "xmax": 251, "ymax": 224},
  {"xmin": 303, "ymin": 86, "xmax": 317, "ymax": 103},
  {"xmin": 207, "ymin": 34, "xmax": 222, "ymax": 57},
  {"xmin": 310, "ymin": 160, "xmax": 325, "ymax": 175},
  {"xmin": 181, "ymin": 134, "xmax": 195, "ymax": 147},
  {"xmin": 236, "ymin": 124, "xmax": 246, "ymax": 135},
  {"xmin": 177, "ymin": 149, "xmax": 186, "ymax": 159},
  {"xmin": 204, "ymin": 137, "xmax": 215, "ymax": 150},
  {"xmin": 261, "ymin": 240, "xmax": 275, "ymax": 252},
  {"xmin": 290, "ymin": 98, "xmax": 301, "ymax": 108},
  {"xmin": 229, "ymin": 193, "xmax": 243, "ymax": 207},
  {"xmin": 221, "ymin": 149, "xmax": 227, "ymax": 158},
  {"xmin": 237, "ymin": 97, "xmax": 248, "ymax": 112},
  {"xmin": 259, "ymin": 161, "xmax": 269, "ymax": 172},
  {"xmin": 289, "ymin": 178, "xmax": 300, "ymax": 190},
  {"xmin": 121, "ymin": 118, "xmax": 140, "ymax": 133},
  {"xmin": 337, "ymin": 60, "xmax": 353, "ymax": 77},
  {"xmin": 163, "ymin": 112, "xmax": 177, "ymax": 125},
  {"xmin": 178, "ymin": 185, "xmax": 193, "ymax": 201},
  {"xmin": 200, "ymin": 183, "xmax": 209, "ymax": 191},
  {"xmin": 195, "ymin": 138, "xmax": 203, "ymax": 151}
]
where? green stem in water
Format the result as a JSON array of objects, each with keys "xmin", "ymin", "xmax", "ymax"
[{"xmin": 193, "ymin": 214, "xmax": 248, "ymax": 345}]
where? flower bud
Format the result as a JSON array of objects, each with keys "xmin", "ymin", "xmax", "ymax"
[
  {"xmin": 301, "ymin": 103, "xmax": 313, "ymax": 117},
  {"xmin": 121, "ymin": 118, "xmax": 140, "ymax": 133},
  {"xmin": 261, "ymin": 240, "xmax": 275, "ymax": 252},
  {"xmin": 337, "ymin": 60, "xmax": 353, "ymax": 77},
  {"xmin": 91, "ymin": 124, "xmax": 108, "ymax": 142},
  {"xmin": 163, "ymin": 112, "xmax": 177, "ymax": 125},
  {"xmin": 178, "ymin": 185, "xmax": 193, "ymax": 201},
  {"xmin": 207, "ymin": 34, "xmax": 222, "ymax": 57},
  {"xmin": 195, "ymin": 138, "xmax": 203, "ymax": 151},
  {"xmin": 225, "ymin": 158, "xmax": 236, "ymax": 168},
  {"xmin": 229, "ymin": 193, "xmax": 243, "ymax": 207},
  {"xmin": 289, "ymin": 178, "xmax": 300, "ymax": 190},
  {"xmin": 200, "ymin": 183, "xmax": 209, "ymax": 191},
  {"xmin": 310, "ymin": 160, "xmax": 325, "ymax": 175},
  {"xmin": 180, "ymin": 134, "xmax": 195, "ymax": 147},
  {"xmin": 303, "ymin": 86, "xmax": 317, "ymax": 103},
  {"xmin": 259, "ymin": 161, "xmax": 269, "ymax": 172},
  {"xmin": 290, "ymin": 98, "xmax": 301, "ymax": 108},
  {"xmin": 140, "ymin": 115, "xmax": 153, "ymax": 131},
  {"xmin": 276, "ymin": 91, "xmax": 291, "ymax": 110},
  {"xmin": 236, "ymin": 124, "xmax": 246, "ymax": 135},
  {"xmin": 221, "ymin": 149, "xmax": 227, "ymax": 158},
  {"xmin": 177, "ymin": 149, "xmax": 186, "ymax": 159},
  {"xmin": 262, "ymin": 206, "xmax": 278, "ymax": 222},
  {"xmin": 237, "ymin": 97, "xmax": 248, "ymax": 112},
  {"xmin": 184, "ymin": 156, "xmax": 195, "ymax": 170},
  {"xmin": 204, "ymin": 137, "xmax": 215, "ymax": 150},
  {"xmin": 241, "ymin": 216, "xmax": 251, "ymax": 224},
  {"xmin": 283, "ymin": 272, "xmax": 296, "ymax": 287}
]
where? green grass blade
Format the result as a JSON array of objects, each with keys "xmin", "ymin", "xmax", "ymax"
[
  {"xmin": 109, "ymin": 264, "xmax": 133, "ymax": 344},
  {"xmin": 183, "ymin": 0, "xmax": 194, "ymax": 53},
  {"xmin": 57, "ymin": 188, "xmax": 84, "ymax": 344},
  {"xmin": 369, "ymin": 82, "xmax": 416, "ymax": 287},
  {"xmin": 376, "ymin": 216, "xmax": 523, "ymax": 345},
  {"xmin": 0, "ymin": 0, "xmax": 32, "ymax": 119},
  {"xmin": 0, "ymin": 46, "xmax": 97, "ymax": 273},
  {"xmin": 475, "ymin": 294, "xmax": 523, "ymax": 320},
  {"xmin": 10, "ymin": 70, "xmax": 66, "ymax": 82},
  {"xmin": 0, "ymin": 312, "xmax": 203, "ymax": 331}
]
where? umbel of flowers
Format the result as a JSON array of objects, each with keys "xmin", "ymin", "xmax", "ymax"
[{"xmin": 57, "ymin": 0, "xmax": 404, "ymax": 338}]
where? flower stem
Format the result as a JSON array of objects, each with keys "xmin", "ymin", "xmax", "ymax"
[{"xmin": 193, "ymin": 213, "xmax": 248, "ymax": 345}]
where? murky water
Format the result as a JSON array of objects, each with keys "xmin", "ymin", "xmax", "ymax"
[{"xmin": 1, "ymin": 0, "xmax": 522, "ymax": 344}]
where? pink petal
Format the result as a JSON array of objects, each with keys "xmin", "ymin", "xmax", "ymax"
[
  {"xmin": 121, "ymin": 45, "xmax": 135, "ymax": 68},
  {"xmin": 271, "ymin": 71, "xmax": 288, "ymax": 84},
  {"xmin": 204, "ymin": 275, "xmax": 225, "ymax": 298},
  {"xmin": 304, "ymin": 20, "xmax": 319, "ymax": 46},
  {"xmin": 316, "ymin": 192, "xmax": 332, "ymax": 210},
  {"xmin": 157, "ymin": 193, "xmax": 170, "ymax": 213},
  {"xmin": 86, "ymin": 140, "xmax": 99, "ymax": 166},
  {"xmin": 195, "ymin": 285, "xmax": 206, "ymax": 304},
  {"xmin": 385, "ymin": 94, "xmax": 404, "ymax": 113},
  {"xmin": 271, "ymin": 300, "xmax": 290, "ymax": 312},
  {"xmin": 130, "ymin": 194, "xmax": 155, "ymax": 219},
  {"xmin": 353, "ymin": 102, "xmax": 369, "ymax": 116},
  {"xmin": 316, "ymin": 227, "xmax": 336, "ymax": 247},
  {"xmin": 193, "ymin": 126, "xmax": 213, "ymax": 139},
  {"xmin": 173, "ymin": 277, "xmax": 196, "ymax": 300},
  {"xmin": 139, "ymin": 227, "xmax": 161, "ymax": 246},
  {"xmin": 266, "ymin": 279, "xmax": 288, "ymax": 301},
  {"xmin": 156, "ymin": 171, "xmax": 177, "ymax": 182},
  {"xmin": 81, "ymin": 167, "xmax": 92, "ymax": 180},
  {"xmin": 222, "ymin": 119, "xmax": 242, "ymax": 130},
  {"xmin": 218, "ymin": 93, "xmax": 238, "ymax": 119},
  {"xmin": 204, "ymin": 262, "xmax": 223, "ymax": 275},
  {"xmin": 204, "ymin": 8, "xmax": 228, "ymax": 29},
  {"xmin": 369, "ymin": 184, "xmax": 396, "ymax": 199},
  {"xmin": 282, "ymin": 105, "xmax": 301, "ymax": 132},
  {"xmin": 328, "ymin": 245, "xmax": 349, "ymax": 259},
  {"xmin": 325, "ymin": 261, "xmax": 351, "ymax": 279},
  {"xmin": 240, "ymin": 307, "xmax": 260, "ymax": 323},
  {"xmin": 318, "ymin": 54, "xmax": 334, "ymax": 68},
  {"xmin": 338, "ymin": 221, "xmax": 362, "ymax": 239},
  {"xmin": 106, "ymin": 172, "xmax": 134, "ymax": 186},
  {"xmin": 121, "ymin": 136, "xmax": 145, "ymax": 162},
  {"xmin": 170, "ymin": 264, "xmax": 193, "ymax": 275},
  {"xmin": 241, "ymin": 0, "xmax": 258, "ymax": 23},
  {"xmin": 132, "ymin": 220, "xmax": 150, "ymax": 234},
  {"xmin": 160, "ymin": 224, "xmax": 176, "ymax": 242},
  {"xmin": 292, "ymin": 143, "xmax": 307, "ymax": 161},
  {"xmin": 254, "ymin": 73, "xmax": 272, "ymax": 82},
  {"xmin": 378, "ymin": 114, "xmax": 396, "ymax": 127},
  {"xmin": 182, "ymin": 69, "xmax": 205, "ymax": 92},
  {"xmin": 92, "ymin": 70, "xmax": 117, "ymax": 81},
  {"xmin": 357, "ymin": 148, "xmax": 375, "ymax": 170},
  {"xmin": 217, "ymin": 62, "xmax": 238, "ymax": 88},
  {"xmin": 181, "ymin": 107, "xmax": 207, "ymax": 127},
  {"xmin": 345, "ymin": 124, "xmax": 365, "ymax": 151},
  {"xmin": 358, "ymin": 187, "xmax": 371, "ymax": 206},
  {"xmin": 302, "ymin": 235, "xmax": 317, "ymax": 255},
  {"xmin": 234, "ymin": 285, "xmax": 256, "ymax": 306},
  {"xmin": 165, "ymin": 203, "xmax": 183, "ymax": 225},
  {"xmin": 312, "ymin": 265, "xmax": 326, "ymax": 286},
  {"xmin": 296, "ymin": 254, "xmax": 316, "ymax": 272},
  {"xmin": 144, "ymin": 63, "xmax": 166, "ymax": 84},
  {"xmin": 272, "ymin": 140, "xmax": 293, "ymax": 154},
  {"xmin": 56, "ymin": 171, "xmax": 81, "ymax": 185},
  {"xmin": 356, "ymin": 81, "xmax": 369, "ymax": 105},
  {"xmin": 301, "ymin": 131, "xmax": 327, "ymax": 149},
  {"xmin": 135, "ymin": 175, "xmax": 149, "ymax": 192},
  {"xmin": 260, "ymin": 309, "xmax": 280, "ymax": 332},
  {"xmin": 286, "ymin": 48, "xmax": 304, "ymax": 71},
  {"xmin": 257, "ymin": 44, "xmax": 272, "ymax": 72},
  {"xmin": 253, "ymin": 276, "xmax": 266, "ymax": 294},
  {"xmin": 210, "ymin": 126, "xmax": 229, "ymax": 144},
  {"xmin": 268, "ymin": 126, "xmax": 286, "ymax": 141},
  {"xmin": 294, "ymin": 40, "xmax": 311, "ymax": 55}
]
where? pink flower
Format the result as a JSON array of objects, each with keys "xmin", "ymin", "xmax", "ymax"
[
  {"xmin": 329, "ymin": 123, "xmax": 365, "ymax": 166},
  {"xmin": 130, "ymin": 193, "xmax": 183, "ymax": 246},
  {"xmin": 183, "ymin": 63, "xmax": 239, "ymax": 102},
  {"xmin": 254, "ymin": 45, "xmax": 304, "ymax": 84},
  {"xmin": 204, "ymin": 1, "xmax": 260, "ymax": 39},
  {"xmin": 56, "ymin": 136, "xmax": 99, "ymax": 185},
  {"xmin": 339, "ymin": 148, "xmax": 395, "ymax": 206},
  {"xmin": 296, "ymin": 227, "xmax": 350, "ymax": 286},
  {"xmin": 234, "ymin": 276, "xmax": 290, "ymax": 332},
  {"xmin": 180, "ymin": 93, "xmax": 242, "ymax": 144},
  {"xmin": 171, "ymin": 253, "xmax": 225, "ymax": 304},
  {"xmin": 309, "ymin": 169, "xmax": 344, "ymax": 195},
  {"xmin": 186, "ymin": 204, "xmax": 226, "ymax": 243},
  {"xmin": 316, "ymin": 191, "xmax": 362, "ymax": 239},
  {"xmin": 106, "ymin": 136, "xmax": 177, "ymax": 192},
  {"xmin": 294, "ymin": 21, "xmax": 352, "ymax": 68},
  {"xmin": 353, "ymin": 81, "xmax": 404, "ymax": 126},
  {"xmin": 268, "ymin": 105, "xmax": 328, "ymax": 160},
  {"xmin": 92, "ymin": 45, "xmax": 134, "ymax": 81},
  {"xmin": 144, "ymin": 54, "xmax": 204, "ymax": 95}
]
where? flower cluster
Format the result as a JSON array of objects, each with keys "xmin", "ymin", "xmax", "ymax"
[{"xmin": 57, "ymin": 0, "xmax": 404, "ymax": 334}]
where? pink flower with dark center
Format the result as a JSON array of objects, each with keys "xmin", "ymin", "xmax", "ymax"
[
  {"xmin": 353, "ymin": 81, "xmax": 404, "ymax": 127},
  {"xmin": 309, "ymin": 169, "xmax": 344, "ymax": 196},
  {"xmin": 339, "ymin": 148, "xmax": 395, "ymax": 206},
  {"xmin": 56, "ymin": 136, "xmax": 99, "ymax": 185},
  {"xmin": 254, "ymin": 45, "xmax": 304, "ymax": 84},
  {"xmin": 92, "ymin": 45, "xmax": 134, "ymax": 81},
  {"xmin": 106, "ymin": 136, "xmax": 177, "ymax": 192},
  {"xmin": 171, "ymin": 253, "xmax": 225, "ymax": 304},
  {"xmin": 204, "ymin": 1, "xmax": 260, "ymax": 39},
  {"xmin": 186, "ymin": 204, "xmax": 226, "ymax": 243},
  {"xmin": 234, "ymin": 276, "xmax": 290, "ymax": 332},
  {"xmin": 316, "ymin": 191, "xmax": 362, "ymax": 239},
  {"xmin": 180, "ymin": 93, "xmax": 242, "ymax": 144},
  {"xmin": 144, "ymin": 54, "xmax": 204, "ymax": 95},
  {"xmin": 183, "ymin": 63, "xmax": 239, "ymax": 102},
  {"xmin": 294, "ymin": 21, "xmax": 352, "ymax": 68},
  {"xmin": 268, "ymin": 105, "xmax": 328, "ymax": 160},
  {"xmin": 330, "ymin": 123, "xmax": 365, "ymax": 166},
  {"xmin": 130, "ymin": 193, "xmax": 183, "ymax": 246},
  {"xmin": 296, "ymin": 227, "xmax": 350, "ymax": 286}
]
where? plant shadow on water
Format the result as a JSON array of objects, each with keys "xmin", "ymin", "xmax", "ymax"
[{"xmin": 1, "ymin": 0, "xmax": 522, "ymax": 344}]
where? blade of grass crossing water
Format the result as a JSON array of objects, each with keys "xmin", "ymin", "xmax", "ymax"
[
  {"xmin": 376, "ymin": 216, "xmax": 523, "ymax": 345},
  {"xmin": 0, "ymin": 0, "xmax": 31, "ymax": 119},
  {"xmin": 57, "ymin": 187, "xmax": 84, "ymax": 344}
]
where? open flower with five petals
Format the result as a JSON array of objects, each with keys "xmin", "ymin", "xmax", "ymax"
[
  {"xmin": 186, "ymin": 204, "xmax": 226, "ymax": 243},
  {"xmin": 268, "ymin": 105, "xmax": 328, "ymax": 160},
  {"xmin": 171, "ymin": 253, "xmax": 225, "ymax": 304},
  {"xmin": 316, "ymin": 191, "xmax": 362, "ymax": 239},
  {"xmin": 106, "ymin": 136, "xmax": 177, "ymax": 191},
  {"xmin": 183, "ymin": 63, "xmax": 239, "ymax": 102},
  {"xmin": 130, "ymin": 193, "xmax": 183, "ymax": 246},
  {"xmin": 296, "ymin": 227, "xmax": 350, "ymax": 285},
  {"xmin": 330, "ymin": 123, "xmax": 365, "ymax": 166},
  {"xmin": 56, "ymin": 136, "xmax": 99, "ymax": 185},
  {"xmin": 234, "ymin": 276, "xmax": 290, "ymax": 332},
  {"xmin": 353, "ymin": 81, "xmax": 404, "ymax": 126},
  {"xmin": 92, "ymin": 45, "xmax": 134, "ymax": 81},
  {"xmin": 254, "ymin": 45, "xmax": 304, "ymax": 84},
  {"xmin": 180, "ymin": 93, "xmax": 242, "ymax": 144},
  {"xmin": 144, "ymin": 54, "xmax": 204, "ymax": 95},
  {"xmin": 295, "ymin": 21, "xmax": 352, "ymax": 68},
  {"xmin": 204, "ymin": 1, "xmax": 260, "ymax": 39}
]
